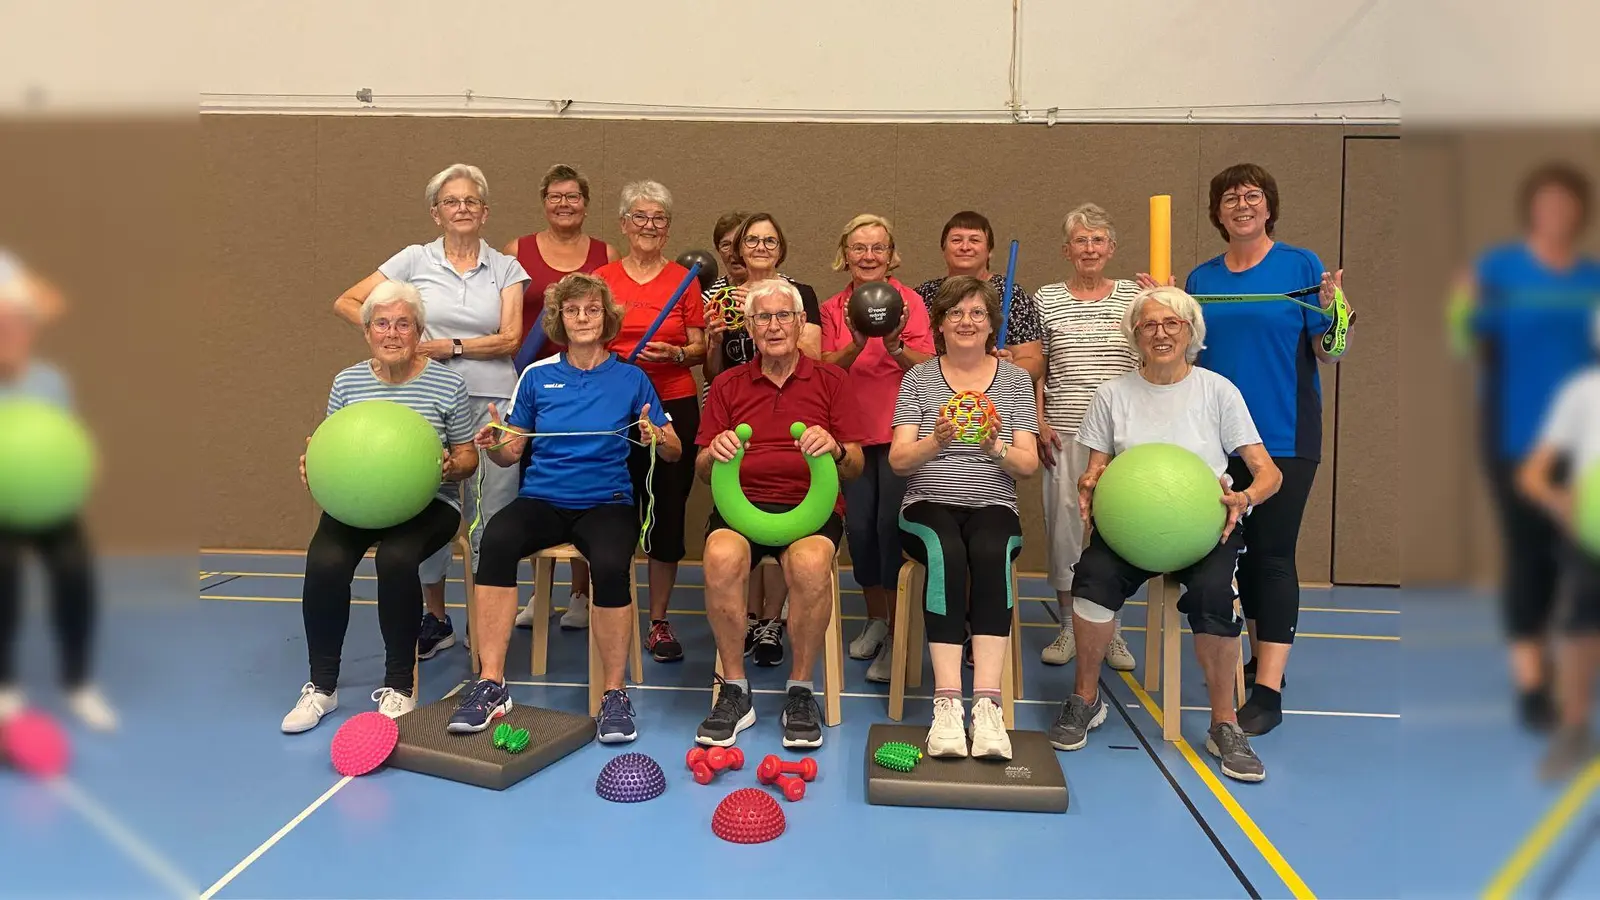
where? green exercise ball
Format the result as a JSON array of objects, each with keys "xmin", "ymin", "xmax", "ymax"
[
  {"xmin": 305, "ymin": 400, "xmax": 443, "ymax": 530},
  {"xmin": 0, "ymin": 398, "xmax": 96, "ymax": 531},
  {"xmin": 1576, "ymin": 459, "xmax": 1600, "ymax": 559},
  {"xmin": 1092, "ymin": 442, "xmax": 1225, "ymax": 573},
  {"xmin": 711, "ymin": 421, "xmax": 840, "ymax": 547}
]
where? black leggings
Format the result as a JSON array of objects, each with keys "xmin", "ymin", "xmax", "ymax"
[
  {"xmin": 0, "ymin": 520, "xmax": 95, "ymax": 687},
  {"xmin": 478, "ymin": 498, "xmax": 639, "ymax": 607},
  {"xmin": 1486, "ymin": 455, "xmax": 1563, "ymax": 639},
  {"xmin": 1073, "ymin": 526, "xmax": 1246, "ymax": 638},
  {"xmin": 1226, "ymin": 455, "xmax": 1316, "ymax": 645},
  {"xmin": 303, "ymin": 499, "xmax": 459, "ymax": 695},
  {"xmin": 898, "ymin": 502, "xmax": 1022, "ymax": 645},
  {"xmin": 628, "ymin": 394, "xmax": 700, "ymax": 565}
]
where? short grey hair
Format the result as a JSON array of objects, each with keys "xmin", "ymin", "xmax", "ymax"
[
  {"xmin": 425, "ymin": 163, "xmax": 489, "ymax": 210},
  {"xmin": 362, "ymin": 280, "xmax": 427, "ymax": 332},
  {"xmin": 743, "ymin": 279, "xmax": 804, "ymax": 317},
  {"xmin": 1062, "ymin": 202, "xmax": 1117, "ymax": 244},
  {"xmin": 618, "ymin": 179, "xmax": 673, "ymax": 218},
  {"xmin": 1123, "ymin": 286, "xmax": 1206, "ymax": 363}
]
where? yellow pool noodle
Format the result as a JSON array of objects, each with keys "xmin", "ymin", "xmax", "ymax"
[{"xmin": 1149, "ymin": 195, "xmax": 1172, "ymax": 285}]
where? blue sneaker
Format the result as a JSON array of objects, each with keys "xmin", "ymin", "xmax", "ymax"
[
  {"xmin": 447, "ymin": 679, "xmax": 511, "ymax": 733},
  {"xmin": 417, "ymin": 612, "xmax": 455, "ymax": 659},
  {"xmin": 597, "ymin": 689, "xmax": 637, "ymax": 743}
]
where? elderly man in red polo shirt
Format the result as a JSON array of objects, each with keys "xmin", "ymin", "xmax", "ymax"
[{"xmin": 693, "ymin": 279, "xmax": 866, "ymax": 750}]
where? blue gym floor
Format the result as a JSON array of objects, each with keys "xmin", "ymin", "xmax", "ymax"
[{"xmin": 3, "ymin": 551, "xmax": 1582, "ymax": 898}]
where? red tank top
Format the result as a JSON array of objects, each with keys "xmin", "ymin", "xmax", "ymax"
[{"xmin": 513, "ymin": 234, "xmax": 611, "ymax": 358}]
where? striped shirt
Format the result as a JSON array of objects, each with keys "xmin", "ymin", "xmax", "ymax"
[
  {"xmin": 892, "ymin": 359, "xmax": 1039, "ymax": 514},
  {"xmin": 1036, "ymin": 279, "xmax": 1142, "ymax": 434},
  {"xmin": 326, "ymin": 360, "xmax": 475, "ymax": 511}
]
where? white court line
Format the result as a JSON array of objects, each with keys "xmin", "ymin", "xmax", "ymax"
[
  {"xmin": 498, "ymin": 679, "xmax": 1400, "ymax": 720},
  {"xmin": 52, "ymin": 779, "xmax": 203, "ymax": 899},
  {"xmin": 198, "ymin": 679, "xmax": 470, "ymax": 900}
]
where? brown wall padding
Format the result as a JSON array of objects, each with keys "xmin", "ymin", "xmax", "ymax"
[{"xmin": 190, "ymin": 116, "xmax": 1396, "ymax": 580}]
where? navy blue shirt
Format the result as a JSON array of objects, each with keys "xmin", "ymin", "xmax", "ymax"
[
  {"xmin": 506, "ymin": 353, "xmax": 669, "ymax": 508},
  {"xmin": 1471, "ymin": 242, "xmax": 1600, "ymax": 461},
  {"xmin": 1185, "ymin": 243, "xmax": 1333, "ymax": 460}
]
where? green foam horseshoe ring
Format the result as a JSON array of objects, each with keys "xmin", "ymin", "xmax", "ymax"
[{"xmin": 711, "ymin": 421, "xmax": 840, "ymax": 547}]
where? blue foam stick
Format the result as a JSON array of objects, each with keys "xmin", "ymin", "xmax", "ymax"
[
  {"xmin": 996, "ymin": 240, "xmax": 1019, "ymax": 348},
  {"xmin": 628, "ymin": 263, "xmax": 701, "ymax": 362},
  {"xmin": 513, "ymin": 309, "xmax": 548, "ymax": 374}
]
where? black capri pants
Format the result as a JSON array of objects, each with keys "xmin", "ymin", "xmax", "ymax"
[
  {"xmin": 302, "ymin": 499, "xmax": 459, "ymax": 694},
  {"xmin": 1226, "ymin": 455, "xmax": 1317, "ymax": 645},
  {"xmin": 1073, "ymin": 525, "xmax": 1246, "ymax": 639},
  {"xmin": 477, "ymin": 498, "xmax": 639, "ymax": 608},
  {"xmin": 628, "ymin": 395, "xmax": 700, "ymax": 565},
  {"xmin": 1485, "ymin": 454, "xmax": 1565, "ymax": 639},
  {"xmin": 898, "ymin": 502, "xmax": 1022, "ymax": 646},
  {"xmin": 0, "ymin": 519, "xmax": 96, "ymax": 687},
  {"xmin": 1557, "ymin": 541, "xmax": 1600, "ymax": 633}
]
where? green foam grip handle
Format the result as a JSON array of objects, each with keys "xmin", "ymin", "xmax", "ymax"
[{"xmin": 710, "ymin": 421, "xmax": 840, "ymax": 547}]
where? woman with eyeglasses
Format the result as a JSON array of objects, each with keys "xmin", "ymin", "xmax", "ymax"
[
  {"xmin": 819, "ymin": 214, "xmax": 936, "ymax": 683},
  {"xmin": 701, "ymin": 212, "xmax": 822, "ymax": 668},
  {"xmin": 594, "ymin": 180, "xmax": 706, "ymax": 665},
  {"xmin": 333, "ymin": 163, "xmax": 529, "ymax": 664},
  {"xmin": 1143, "ymin": 163, "xmax": 1356, "ymax": 738}
]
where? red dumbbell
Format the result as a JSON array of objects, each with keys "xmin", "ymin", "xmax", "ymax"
[
  {"xmin": 686, "ymin": 746, "xmax": 745, "ymax": 785},
  {"xmin": 757, "ymin": 754, "xmax": 818, "ymax": 785},
  {"xmin": 773, "ymin": 773, "xmax": 806, "ymax": 802}
]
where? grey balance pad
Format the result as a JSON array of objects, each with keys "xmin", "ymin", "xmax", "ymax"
[
  {"xmin": 386, "ymin": 697, "xmax": 595, "ymax": 790},
  {"xmin": 864, "ymin": 723, "xmax": 1068, "ymax": 813}
]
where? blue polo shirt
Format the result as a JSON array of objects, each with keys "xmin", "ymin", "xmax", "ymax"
[
  {"xmin": 506, "ymin": 353, "xmax": 670, "ymax": 508},
  {"xmin": 1185, "ymin": 243, "xmax": 1333, "ymax": 460},
  {"xmin": 1470, "ymin": 241, "xmax": 1600, "ymax": 461}
]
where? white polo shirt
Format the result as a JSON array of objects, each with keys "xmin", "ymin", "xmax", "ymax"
[{"xmin": 379, "ymin": 238, "xmax": 530, "ymax": 399}]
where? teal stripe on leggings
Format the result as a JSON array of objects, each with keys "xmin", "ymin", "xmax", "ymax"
[
  {"xmin": 1005, "ymin": 535, "xmax": 1022, "ymax": 610},
  {"xmin": 898, "ymin": 515, "xmax": 947, "ymax": 616}
]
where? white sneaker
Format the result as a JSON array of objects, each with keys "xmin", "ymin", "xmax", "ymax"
[
  {"xmin": 1106, "ymin": 629, "xmax": 1136, "ymax": 671},
  {"xmin": 849, "ymin": 618, "xmax": 889, "ymax": 660},
  {"xmin": 372, "ymin": 687, "xmax": 416, "ymax": 719},
  {"xmin": 0, "ymin": 684, "xmax": 24, "ymax": 723},
  {"xmin": 515, "ymin": 598, "xmax": 535, "ymax": 628},
  {"xmin": 1041, "ymin": 624, "xmax": 1076, "ymax": 665},
  {"xmin": 281, "ymin": 683, "xmax": 337, "ymax": 734},
  {"xmin": 560, "ymin": 593, "xmax": 590, "ymax": 630},
  {"xmin": 969, "ymin": 696, "xmax": 1013, "ymax": 760},
  {"xmin": 927, "ymin": 696, "xmax": 968, "ymax": 757},
  {"xmin": 865, "ymin": 650, "xmax": 894, "ymax": 684},
  {"xmin": 66, "ymin": 685, "xmax": 118, "ymax": 732}
]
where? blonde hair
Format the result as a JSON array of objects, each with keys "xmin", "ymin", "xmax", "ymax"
[
  {"xmin": 1123, "ymin": 286, "xmax": 1206, "ymax": 363},
  {"xmin": 831, "ymin": 213, "xmax": 902, "ymax": 272}
]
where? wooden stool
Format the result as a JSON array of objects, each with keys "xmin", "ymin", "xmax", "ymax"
[
  {"xmin": 1141, "ymin": 573, "xmax": 1247, "ymax": 742},
  {"xmin": 712, "ymin": 554, "xmax": 846, "ymax": 727},
  {"xmin": 887, "ymin": 559, "xmax": 1024, "ymax": 729},
  {"xmin": 519, "ymin": 544, "xmax": 645, "ymax": 716}
]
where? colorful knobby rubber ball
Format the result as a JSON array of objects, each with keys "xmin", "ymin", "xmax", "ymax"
[
  {"xmin": 596, "ymin": 752, "xmax": 667, "ymax": 803},
  {"xmin": 712, "ymin": 787, "xmax": 786, "ymax": 844},
  {"xmin": 1, "ymin": 710, "xmax": 70, "ymax": 779},
  {"xmin": 330, "ymin": 711, "xmax": 399, "ymax": 777}
]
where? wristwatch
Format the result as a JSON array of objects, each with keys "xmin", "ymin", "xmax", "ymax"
[
  {"xmin": 1242, "ymin": 490, "xmax": 1254, "ymax": 516},
  {"xmin": 452, "ymin": 338, "xmax": 463, "ymax": 358},
  {"xmin": 673, "ymin": 346, "xmax": 686, "ymax": 364}
]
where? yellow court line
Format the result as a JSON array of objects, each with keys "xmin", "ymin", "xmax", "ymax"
[
  {"xmin": 1482, "ymin": 758, "xmax": 1600, "ymax": 900},
  {"xmin": 1116, "ymin": 670, "xmax": 1316, "ymax": 899}
]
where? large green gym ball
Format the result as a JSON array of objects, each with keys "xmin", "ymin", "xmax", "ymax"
[
  {"xmin": 0, "ymin": 398, "xmax": 96, "ymax": 531},
  {"xmin": 1092, "ymin": 442, "xmax": 1225, "ymax": 574},
  {"xmin": 1575, "ymin": 460, "xmax": 1600, "ymax": 559},
  {"xmin": 305, "ymin": 400, "xmax": 443, "ymax": 530}
]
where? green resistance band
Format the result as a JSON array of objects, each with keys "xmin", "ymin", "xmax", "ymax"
[
  {"xmin": 1193, "ymin": 286, "xmax": 1350, "ymax": 356},
  {"xmin": 1445, "ymin": 288, "xmax": 1599, "ymax": 360}
]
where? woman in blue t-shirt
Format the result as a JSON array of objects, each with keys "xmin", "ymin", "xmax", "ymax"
[
  {"xmin": 1143, "ymin": 163, "xmax": 1355, "ymax": 738},
  {"xmin": 1461, "ymin": 163, "xmax": 1600, "ymax": 730}
]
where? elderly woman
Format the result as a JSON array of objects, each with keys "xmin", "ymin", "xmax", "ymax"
[
  {"xmin": 890, "ymin": 276, "xmax": 1039, "ymax": 760},
  {"xmin": 819, "ymin": 214, "xmax": 935, "ymax": 682},
  {"xmin": 1052, "ymin": 286, "xmax": 1281, "ymax": 783},
  {"xmin": 1145, "ymin": 163, "xmax": 1354, "ymax": 738},
  {"xmin": 593, "ymin": 180, "xmax": 704, "ymax": 664},
  {"xmin": 0, "ymin": 254, "xmax": 115, "ymax": 732},
  {"xmin": 1466, "ymin": 163, "xmax": 1600, "ymax": 731},
  {"xmin": 334, "ymin": 163, "xmax": 529, "ymax": 661},
  {"xmin": 450, "ymin": 273, "xmax": 681, "ymax": 743},
  {"xmin": 913, "ymin": 210, "xmax": 1044, "ymax": 380},
  {"xmin": 1034, "ymin": 203, "xmax": 1143, "ymax": 670},
  {"xmin": 284, "ymin": 281, "xmax": 479, "ymax": 733},
  {"xmin": 702, "ymin": 211, "xmax": 823, "ymax": 666}
]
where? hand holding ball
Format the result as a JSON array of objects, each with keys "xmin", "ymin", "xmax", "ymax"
[
  {"xmin": 848, "ymin": 281, "xmax": 905, "ymax": 339},
  {"xmin": 305, "ymin": 400, "xmax": 444, "ymax": 530},
  {"xmin": 1089, "ymin": 443, "xmax": 1226, "ymax": 573},
  {"xmin": 0, "ymin": 399, "xmax": 96, "ymax": 531}
]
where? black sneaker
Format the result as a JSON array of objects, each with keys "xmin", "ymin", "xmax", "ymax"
[
  {"xmin": 752, "ymin": 619, "xmax": 785, "ymax": 668},
  {"xmin": 646, "ymin": 620, "xmax": 683, "ymax": 663},
  {"xmin": 743, "ymin": 614, "xmax": 759, "ymax": 656},
  {"xmin": 417, "ymin": 612, "xmax": 456, "ymax": 659},
  {"xmin": 1521, "ymin": 686, "xmax": 1557, "ymax": 732},
  {"xmin": 780, "ymin": 686, "xmax": 823, "ymax": 749},
  {"xmin": 697, "ymin": 676, "xmax": 755, "ymax": 747}
]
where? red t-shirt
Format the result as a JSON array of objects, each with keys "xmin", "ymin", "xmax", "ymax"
[
  {"xmin": 818, "ymin": 277, "xmax": 935, "ymax": 446},
  {"xmin": 597, "ymin": 260, "xmax": 706, "ymax": 401},
  {"xmin": 512, "ymin": 233, "xmax": 610, "ymax": 360},
  {"xmin": 697, "ymin": 355, "xmax": 866, "ymax": 514}
]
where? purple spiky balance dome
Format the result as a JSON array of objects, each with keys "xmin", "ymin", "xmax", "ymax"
[{"xmin": 596, "ymin": 752, "xmax": 667, "ymax": 802}]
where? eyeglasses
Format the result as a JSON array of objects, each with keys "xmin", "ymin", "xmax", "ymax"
[
  {"xmin": 944, "ymin": 308, "xmax": 990, "ymax": 323},
  {"xmin": 629, "ymin": 212, "xmax": 670, "ymax": 228},
  {"xmin": 561, "ymin": 306, "xmax": 605, "ymax": 320},
  {"xmin": 1069, "ymin": 236, "xmax": 1110, "ymax": 249},
  {"xmin": 545, "ymin": 192, "xmax": 584, "ymax": 205},
  {"xmin": 751, "ymin": 311, "xmax": 796, "ymax": 326},
  {"xmin": 847, "ymin": 243, "xmax": 890, "ymax": 257},
  {"xmin": 370, "ymin": 318, "xmax": 415, "ymax": 333},
  {"xmin": 1220, "ymin": 190, "xmax": 1265, "ymax": 209},
  {"xmin": 437, "ymin": 197, "xmax": 483, "ymax": 211},
  {"xmin": 1136, "ymin": 319, "xmax": 1188, "ymax": 336},
  {"xmin": 743, "ymin": 235, "xmax": 780, "ymax": 250}
]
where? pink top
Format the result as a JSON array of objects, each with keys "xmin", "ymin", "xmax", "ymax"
[{"xmin": 819, "ymin": 277, "xmax": 935, "ymax": 446}]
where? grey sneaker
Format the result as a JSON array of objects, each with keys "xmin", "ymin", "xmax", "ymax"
[
  {"xmin": 1047, "ymin": 694, "xmax": 1106, "ymax": 751},
  {"xmin": 1207, "ymin": 721, "xmax": 1266, "ymax": 782},
  {"xmin": 1540, "ymin": 725, "xmax": 1599, "ymax": 782}
]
